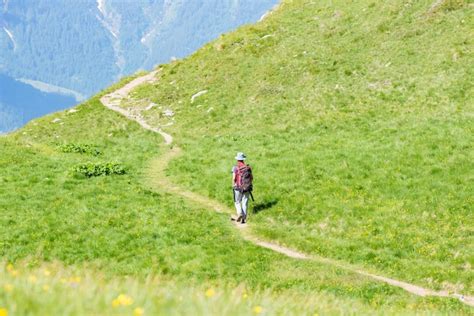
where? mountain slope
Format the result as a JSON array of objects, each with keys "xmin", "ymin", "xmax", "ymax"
[
  {"xmin": 101, "ymin": 68, "xmax": 474, "ymax": 306},
  {"xmin": 123, "ymin": 0, "xmax": 473, "ymax": 294},
  {"xmin": 0, "ymin": 0, "xmax": 472, "ymax": 314},
  {"xmin": 3, "ymin": 78, "xmax": 465, "ymax": 315}
]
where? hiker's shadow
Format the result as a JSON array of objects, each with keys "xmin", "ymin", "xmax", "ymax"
[{"xmin": 252, "ymin": 199, "xmax": 278, "ymax": 214}]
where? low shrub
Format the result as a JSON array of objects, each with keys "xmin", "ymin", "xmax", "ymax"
[
  {"xmin": 59, "ymin": 143, "xmax": 101, "ymax": 156},
  {"xmin": 72, "ymin": 162, "xmax": 126, "ymax": 177}
]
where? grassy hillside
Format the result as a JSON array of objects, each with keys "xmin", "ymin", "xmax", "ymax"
[
  {"xmin": 0, "ymin": 0, "xmax": 472, "ymax": 314},
  {"xmin": 1, "ymin": 262, "xmax": 448, "ymax": 316},
  {"xmin": 127, "ymin": 0, "xmax": 473, "ymax": 294},
  {"xmin": 0, "ymin": 263, "xmax": 351, "ymax": 315},
  {"xmin": 4, "ymin": 87, "xmax": 469, "ymax": 314}
]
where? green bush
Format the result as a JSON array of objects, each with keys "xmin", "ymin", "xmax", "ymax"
[
  {"xmin": 59, "ymin": 143, "xmax": 101, "ymax": 156},
  {"xmin": 72, "ymin": 162, "xmax": 126, "ymax": 177}
]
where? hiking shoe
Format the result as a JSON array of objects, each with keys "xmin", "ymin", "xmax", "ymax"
[
  {"xmin": 241, "ymin": 217, "xmax": 247, "ymax": 224},
  {"xmin": 236, "ymin": 215, "xmax": 243, "ymax": 223}
]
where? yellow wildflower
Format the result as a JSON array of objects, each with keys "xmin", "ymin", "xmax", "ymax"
[
  {"xmin": 6, "ymin": 265, "xmax": 18, "ymax": 277},
  {"xmin": 42, "ymin": 285, "xmax": 50, "ymax": 292},
  {"xmin": 119, "ymin": 294, "xmax": 133, "ymax": 306},
  {"xmin": 253, "ymin": 306, "xmax": 263, "ymax": 314},
  {"xmin": 0, "ymin": 308, "xmax": 7, "ymax": 316},
  {"xmin": 60, "ymin": 278, "xmax": 67, "ymax": 284},
  {"xmin": 68, "ymin": 276, "xmax": 81, "ymax": 288},
  {"xmin": 112, "ymin": 294, "xmax": 134, "ymax": 307},
  {"xmin": 205, "ymin": 288, "xmax": 215, "ymax": 298},
  {"xmin": 43, "ymin": 269, "xmax": 51, "ymax": 276},
  {"xmin": 28, "ymin": 275, "xmax": 38, "ymax": 284},
  {"xmin": 3, "ymin": 284, "xmax": 13, "ymax": 293},
  {"xmin": 242, "ymin": 292, "xmax": 248, "ymax": 299},
  {"xmin": 133, "ymin": 307, "xmax": 145, "ymax": 316},
  {"xmin": 112, "ymin": 298, "xmax": 121, "ymax": 308},
  {"xmin": 69, "ymin": 276, "xmax": 81, "ymax": 284}
]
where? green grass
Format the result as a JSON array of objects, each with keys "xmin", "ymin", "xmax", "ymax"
[
  {"xmin": 4, "ymin": 97, "xmax": 468, "ymax": 313},
  {"xmin": 1, "ymin": 0, "xmax": 473, "ymax": 314},
  {"xmin": 127, "ymin": 0, "xmax": 473, "ymax": 294},
  {"xmin": 1, "ymin": 262, "xmax": 445, "ymax": 316}
]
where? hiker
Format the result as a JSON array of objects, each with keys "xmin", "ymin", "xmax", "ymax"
[{"xmin": 232, "ymin": 152, "xmax": 253, "ymax": 224}]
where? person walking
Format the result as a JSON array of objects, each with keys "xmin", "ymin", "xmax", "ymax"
[{"xmin": 232, "ymin": 152, "xmax": 253, "ymax": 224}]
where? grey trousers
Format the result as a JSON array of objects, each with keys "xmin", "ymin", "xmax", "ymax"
[{"xmin": 233, "ymin": 190, "xmax": 250, "ymax": 218}]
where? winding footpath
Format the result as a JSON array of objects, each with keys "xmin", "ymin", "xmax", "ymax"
[{"xmin": 100, "ymin": 71, "xmax": 474, "ymax": 308}]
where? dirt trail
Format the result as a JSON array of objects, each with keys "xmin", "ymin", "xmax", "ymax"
[
  {"xmin": 100, "ymin": 71, "xmax": 474, "ymax": 307},
  {"xmin": 100, "ymin": 71, "xmax": 172, "ymax": 145}
]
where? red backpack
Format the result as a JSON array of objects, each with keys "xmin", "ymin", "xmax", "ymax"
[{"xmin": 237, "ymin": 164, "xmax": 253, "ymax": 192}]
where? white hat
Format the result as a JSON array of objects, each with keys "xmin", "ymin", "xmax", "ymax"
[{"xmin": 235, "ymin": 152, "xmax": 246, "ymax": 160}]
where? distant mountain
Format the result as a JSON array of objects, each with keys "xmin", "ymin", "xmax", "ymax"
[
  {"xmin": 0, "ymin": 0, "xmax": 278, "ymax": 132},
  {"xmin": 0, "ymin": 0, "xmax": 278, "ymax": 96},
  {"xmin": 0, "ymin": 73, "xmax": 76, "ymax": 133}
]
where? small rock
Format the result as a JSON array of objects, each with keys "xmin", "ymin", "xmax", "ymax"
[
  {"xmin": 145, "ymin": 103, "xmax": 157, "ymax": 111},
  {"xmin": 52, "ymin": 118, "xmax": 61, "ymax": 123},
  {"xmin": 191, "ymin": 90, "xmax": 208, "ymax": 103},
  {"xmin": 163, "ymin": 109, "xmax": 174, "ymax": 117},
  {"xmin": 214, "ymin": 43, "xmax": 225, "ymax": 51},
  {"xmin": 68, "ymin": 109, "xmax": 78, "ymax": 114},
  {"xmin": 207, "ymin": 107, "xmax": 214, "ymax": 113}
]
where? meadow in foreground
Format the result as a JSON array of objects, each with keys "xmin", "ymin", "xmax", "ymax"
[
  {"xmin": 0, "ymin": 262, "xmax": 470, "ymax": 315},
  {"xmin": 0, "ymin": 262, "xmax": 354, "ymax": 315}
]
